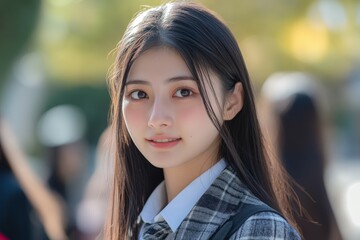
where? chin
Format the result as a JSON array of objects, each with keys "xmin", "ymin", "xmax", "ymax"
[{"xmin": 146, "ymin": 157, "xmax": 179, "ymax": 169}]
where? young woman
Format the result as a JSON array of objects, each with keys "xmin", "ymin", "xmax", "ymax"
[{"xmin": 105, "ymin": 2, "xmax": 301, "ymax": 239}]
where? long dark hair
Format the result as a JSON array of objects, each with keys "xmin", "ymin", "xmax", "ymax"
[{"xmin": 105, "ymin": 2, "xmax": 298, "ymax": 239}]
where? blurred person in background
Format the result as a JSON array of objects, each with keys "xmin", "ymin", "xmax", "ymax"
[
  {"xmin": 76, "ymin": 127, "xmax": 112, "ymax": 240},
  {"xmin": 0, "ymin": 117, "xmax": 32, "ymax": 239},
  {"xmin": 260, "ymin": 72, "xmax": 342, "ymax": 240},
  {"xmin": 1, "ymin": 0, "xmax": 67, "ymax": 238},
  {"xmin": 0, "ymin": 117, "xmax": 67, "ymax": 240},
  {"xmin": 37, "ymin": 105, "xmax": 89, "ymax": 239}
]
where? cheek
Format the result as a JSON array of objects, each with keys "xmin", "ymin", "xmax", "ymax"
[
  {"xmin": 122, "ymin": 102, "xmax": 146, "ymax": 133},
  {"xmin": 178, "ymin": 102, "xmax": 217, "ymax": 132}
]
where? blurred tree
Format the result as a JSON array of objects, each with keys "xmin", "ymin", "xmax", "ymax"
[
  {"xmin": 0, "ymin": 0, "xmax": 41, "ymax": 87},
  {"xmin": 33, "ymin": 0, "xmax": 360, "ymax": 87}
]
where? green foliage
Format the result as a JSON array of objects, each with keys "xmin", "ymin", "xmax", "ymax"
[
  {"xmin": 0, "ymin": 0, "xmax": 41, "ymax": 83},
  {"xmin": 32, "ymin": 0, "xmax": 360, "ymax": 86}
]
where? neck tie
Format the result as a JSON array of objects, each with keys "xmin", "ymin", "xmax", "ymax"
[{"xmin": 142, "ymin": 220, "xmax": 172, "ymax": 240}]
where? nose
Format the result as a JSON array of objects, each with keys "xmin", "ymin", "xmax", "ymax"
[{"xmin": 147, "ymin": 98, "xmax": 173, "ymax": 129}]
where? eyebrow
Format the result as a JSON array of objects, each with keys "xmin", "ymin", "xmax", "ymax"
[{"xmin": 125, "ymin": 75, "xmax": 195, "ymax": 86}]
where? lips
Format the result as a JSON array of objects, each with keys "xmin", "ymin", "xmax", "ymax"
[
  {"xmin": 146, "ymin": 136, "xmax": 181, "ymax": 148},
  {"xmin": 150, "ymin": 138, "xmax": 180, "ymax": 143}
]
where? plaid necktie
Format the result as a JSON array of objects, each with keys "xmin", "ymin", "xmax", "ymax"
[{"xmin": 142, "ymin": 220, "xmax": 172, "ymax": 240}]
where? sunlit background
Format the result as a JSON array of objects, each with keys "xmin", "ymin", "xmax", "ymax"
[{"xmin": 1, "ymin": 0, "xmax": 359, "ymax": 239}]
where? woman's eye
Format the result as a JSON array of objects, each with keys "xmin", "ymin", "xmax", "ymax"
[
  {"xmin": 130, "ymin": 90, "xmax": 148, "ymax": 100},
  {"xmin": 174, "ymin": 89, "xmax": 193, "ymax": 98}
]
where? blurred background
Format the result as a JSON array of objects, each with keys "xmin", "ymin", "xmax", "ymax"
[{"xmin": 0, "ymin": 0, "xmax": 359, "ymax": 239}]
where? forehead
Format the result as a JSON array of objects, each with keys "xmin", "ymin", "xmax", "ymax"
[
  {"xmin": 125, "ymin": 46, "xmax": 225, "ymax": 98},
  {"xmin": 127, "ymin": 47, "xmax": 192, "ymax": 81}
]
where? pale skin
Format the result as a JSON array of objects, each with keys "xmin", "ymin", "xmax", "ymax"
[{"xmin": 122, "ymin": 47, "xmax": 243, "ymax": 202}]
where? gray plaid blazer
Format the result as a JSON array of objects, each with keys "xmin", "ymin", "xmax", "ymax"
[{"xmin": 166, "ymin": 165, "xmax": 301, "ymax": 239}]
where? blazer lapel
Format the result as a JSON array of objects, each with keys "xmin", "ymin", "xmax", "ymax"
[{"xmin": 173, "ymin": 165, "xmax": 259, "ymax": 239}]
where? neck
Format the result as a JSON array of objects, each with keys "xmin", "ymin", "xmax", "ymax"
[{"xmin": 163, "ymin": 153, "xmax": 220, "ymax": 202}]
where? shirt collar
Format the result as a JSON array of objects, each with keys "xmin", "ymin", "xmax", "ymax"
[{"xmin": 140, "ymin": 159, "xmax": 227, "ymax": 232}]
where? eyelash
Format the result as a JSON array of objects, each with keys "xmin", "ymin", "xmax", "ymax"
[
  {"xmin": 126, "ymin": 87, "xmax": 195, "ymax": 100},
  {"xmin": 174, "ymin": 88, "xmax": 194, "ymax": 98},
  {"xmin": 128, "ymin": 90, "xmax": 148, "ymax": 100}
]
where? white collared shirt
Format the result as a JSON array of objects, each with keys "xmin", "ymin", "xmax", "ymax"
[{"xmin": 139, "ymin": 159, "xmax": 227, "ymax": 239}]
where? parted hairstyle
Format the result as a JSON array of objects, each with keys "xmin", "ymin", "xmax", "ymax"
[{"xmin": 105, "ymin": 1, "xmax": 299, "ymax": 239}]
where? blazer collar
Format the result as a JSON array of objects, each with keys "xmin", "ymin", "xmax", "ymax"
[{"xmin": 173, "ymin": 164, "xmax": 262, "ymax": 239}]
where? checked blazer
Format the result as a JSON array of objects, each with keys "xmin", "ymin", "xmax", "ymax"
[{"xmin": 160, "ymin": 165, "xmax": 301, "ymax": 239}]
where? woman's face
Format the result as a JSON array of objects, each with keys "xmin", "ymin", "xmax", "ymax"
[{"xmin": 122, "ymin": 47, "xmax": 225, "ymax": 171}]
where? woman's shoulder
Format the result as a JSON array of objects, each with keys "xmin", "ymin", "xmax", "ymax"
[{"xmin": 229, "ymin": 211, "xmax": 301, "ymax": 240}]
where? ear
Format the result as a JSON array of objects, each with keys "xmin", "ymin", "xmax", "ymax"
[{"xmin": 223, "ymin": 82, "xmax": 244, "ymax": 121}]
